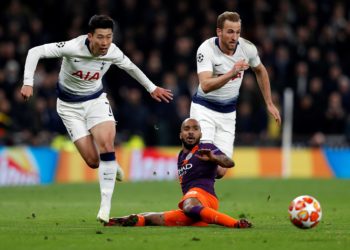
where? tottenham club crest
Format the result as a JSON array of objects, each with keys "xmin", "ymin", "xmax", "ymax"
[
  {"xmin": 56, "ymin": 42, "xmax": 66, "ymax": 48},
  {"xmin": 197, "ymin": 53, "xmax": 204, "ymax": 63}
]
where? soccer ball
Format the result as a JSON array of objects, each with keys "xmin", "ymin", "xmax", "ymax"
[{"xmin": 288, "ymin": 195, "xmax": 322, "ymax": 229}]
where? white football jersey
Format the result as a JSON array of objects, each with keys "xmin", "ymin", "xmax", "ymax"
[
  {"xmin": 23, "ymin": 35, "xmax": 156, "ymax": 99},
  {"xmin": 194, "ymin": 37, "xmax": 261, "ymax": 113}
]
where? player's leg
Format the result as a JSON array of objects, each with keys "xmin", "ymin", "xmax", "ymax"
[
  {"xmin": 56, "ymin": 98, "xmax": 101, "ymax": 168},
  {"xmin": 181, "ymin": 188, "xmax": 251, "ymax": 228},
  {"xmin": 106, "ymin": 212, "xmax": 165, "ymax": 226},
  {"xmin": 190, "ymin": 102, "xmax": 216, "ymax": 144},
  {"xmin": 57, "ymin": 97, "xmax": 121, "ymax": 223},
  {"xmin": 90, "ymin": 120, "xmax": 119, "ymax": 222},
  {"xmin": 213, "ymin": 111, "xmax": 236, "ymax": 178},
  {"xmin": 106, "ymin": 210, "xmax": 199, "ymax": 227},
  {"xmin": 86, "ymin": 94, "xmax": 122, "ymax": 222},
  {"xmin": 190, "ymin": 103, "xmax": 232, "ymax": 179}
]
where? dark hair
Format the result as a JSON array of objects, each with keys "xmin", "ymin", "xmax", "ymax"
[
  {"xmin": 217, "ymin": 11, "xmax": 241, "ymax": 29},
  {"xmin": 88, "ymin": 15, "xmax": 114, "ymax": 33}
]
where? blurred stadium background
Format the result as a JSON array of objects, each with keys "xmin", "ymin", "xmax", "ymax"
[{"xmin": 0, "ymin": 0, "xmax": 350, "ymax": 185}]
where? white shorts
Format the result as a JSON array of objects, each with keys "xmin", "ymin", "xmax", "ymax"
[
  {"xmin": 56, "ymin": 93, "xmax": 115, "ymax": 142},
  {"xmin": 190, "ymin": 102, "xmax": 236, "ymax": 157}
]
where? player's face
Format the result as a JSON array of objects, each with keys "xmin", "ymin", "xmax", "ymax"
[
  {"xmin": 180, "ymin": 119, "xmax": 202, "ymax": 150},
  {"xmin": 88, "ymin": 28, "xmax": 113, "ymax": 56},
  {"xmin": 217, "ymin": 20, "xmax": 241, "ymax": 54}
]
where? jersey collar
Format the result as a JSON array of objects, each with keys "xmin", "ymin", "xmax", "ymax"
[{"xmin": 85, "ymin": 38, "xmax": 93, "ymax": 54}]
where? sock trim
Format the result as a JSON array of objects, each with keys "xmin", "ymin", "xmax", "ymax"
[
  {"xmin": 100, "ymin": 152, "xmax": 115, "ymax": 161},
  {"xmin": 185, "ymin": 205, "xmax": 204, "ymax": 220}
]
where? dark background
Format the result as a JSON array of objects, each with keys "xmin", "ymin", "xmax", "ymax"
[{"xmin": 0, "ymin": 0, "xmax": 349, "ymax": 147}]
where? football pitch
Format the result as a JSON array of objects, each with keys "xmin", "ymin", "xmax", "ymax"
[{"xmin": 0, "ymin": 179, "xmax": 349, "ymax": 250}]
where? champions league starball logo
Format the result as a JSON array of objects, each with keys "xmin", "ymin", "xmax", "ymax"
[
  {"xmin": 56, "ymin": 41, "xmax": 66, "ymax": 48},
  {"xmin": 197, "ymin": 53, "xmax": 204, "ymax": 62}
]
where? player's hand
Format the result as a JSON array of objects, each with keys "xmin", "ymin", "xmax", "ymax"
[
  {"xmin": 196, "ymin": 149, "xmax": 215, "ymax": 161},
  {"xmin": 150, "ymin": 87, "xmax": 173, "ymax": 103},
  {"xmin": 267, "ymin": 103, "xmax": 282, "ymax": 125},
  {"xmin": 20, "ymin": 85, "xmax": 33, "ymax": 101},
  {"xmin": 231, "ymin": 59, "xmax": 249, "ymax": 76}
]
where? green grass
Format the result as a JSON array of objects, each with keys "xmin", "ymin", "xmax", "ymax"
[{"xmin": 0, "ymin": 179, "xmax": 349, "ymax": 250}]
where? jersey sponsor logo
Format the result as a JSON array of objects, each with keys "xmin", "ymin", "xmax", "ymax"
[
  {"xmin": 231, "ymin": 72, "xmax": 242, "ymax": 80},
  {"xmin": 197, "ymin": 53, "xmax": 204, "ymax": 62},
  {"xmin": 178, "ymin": 163, "xmax": 193, "ymax": 177},
  {"xmin": 72, "ymin": 70, "xmax": 100, "ymax": 81},
  {"xmin": 56, "ymin": 41, "xmax": 66, "ymax": 48},
  {"xmin": 218, "ymin": 72, "xmax": 242, "ymax": 80}
]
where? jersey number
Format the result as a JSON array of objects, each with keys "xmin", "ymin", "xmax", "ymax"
[{"xmin": 72, "ymin": 71, "xmax": 100, "ymax": 81}]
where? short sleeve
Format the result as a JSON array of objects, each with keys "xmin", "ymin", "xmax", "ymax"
[
  {"xmin": 196, "ymin": 42, "xmax": 213, "ymax": 73},
  {"xmin": 42, "ymin": 39, "xmax": 77, "ymax": 58},
  {"xmin": 242, "ymin": 39, "xmax": 261, "ymax": 68}
]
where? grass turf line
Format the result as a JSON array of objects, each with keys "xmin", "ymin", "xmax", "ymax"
[{"xmin": 0, "ymin": 179, "xmax": 349, "ymax": 250}]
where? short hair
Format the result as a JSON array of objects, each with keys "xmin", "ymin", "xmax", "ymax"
[
  {"xmin": 88, "ymin": 15, "xmax": 114, "ymax": 33},
  {"xmin": 217, "ymin": 11, "xmax": 241, "ymax": 29}
]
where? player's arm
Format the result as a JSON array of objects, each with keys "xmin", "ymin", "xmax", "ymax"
[
  {"xmin": 21, "ymin": 41, "xmax": 71, "ymax": 101},
  {"xmin": 251, "ymin": 63, "xmax": 281, "ymax": 125},
  {"xmin": 196, "ymin": 149, "xmax": 234, "ymax": 168},
  {"xmin": 198, "ymin": 59, "xmax": 249, "ymax": 93}
]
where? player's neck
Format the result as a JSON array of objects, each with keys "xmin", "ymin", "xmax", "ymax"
[
  {"xmin": 182, "ymin": 144, "xmax": 199, "ymax": 153},
  {"xmin": 89, "ymin": 44, "xmax": 99, "ymax": 56},
  {"xmin": 218, "ymin": 40, "xmax": 235, "ymax": 56}
]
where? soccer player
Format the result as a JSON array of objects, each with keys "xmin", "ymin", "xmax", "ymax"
[
  {"xmin": 20, "ymin": 15, "xmax": 173, "ymax": 223},
  {"xmin": 190, "ymin": 11, "xmax": 281, "ymax": 178},
  {"xmin": 105, "ymin": 118, "xmax": 252, "ymax": 228}
]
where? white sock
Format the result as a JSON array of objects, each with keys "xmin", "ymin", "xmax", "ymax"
[{"xmin": 98, "ymin": 158, "xmax": 117, "ymax": 218}]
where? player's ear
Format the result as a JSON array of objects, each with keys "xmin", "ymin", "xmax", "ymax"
[
  {"xmin": 216, "ymin": 28, "xmax": 222, "ymax": 37},
  {"xmin": 87, "ymin": 32, "xmax": 93, "ymax": 40}
]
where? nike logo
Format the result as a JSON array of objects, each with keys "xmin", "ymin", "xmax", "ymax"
[
  {"xmin": 214, "ymin": 63, "xmax": 222, "ymax": 66},
  {"xmin": 74, "ymin": 59, "xmax": 81, "ymax": 62},
  {"xmin": 103, "ymin": 173, "xmax": 114, "ymax": 175}
]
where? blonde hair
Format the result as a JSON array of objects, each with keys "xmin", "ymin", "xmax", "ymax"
[{"xmin": 217, "ymin": 11, "xmax": 241, "ymax": 29}]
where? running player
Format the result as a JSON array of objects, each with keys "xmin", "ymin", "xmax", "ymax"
[
  {"xmin": 105, "ymin": 118, "xmax": 252, "ymax": 228},
  {"xmin": 20, "ymin": 15, "xmax": 173, "ymax": 223},
  {"xmin": 190, "ymin": 11, "xmax": 281, "ymax": 178}
]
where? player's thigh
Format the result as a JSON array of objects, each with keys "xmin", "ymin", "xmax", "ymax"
[
  {"xmin": 86, "ymin": 94, "xmax": 116, "ymax": 151},
  {"xmin": 56, "ymin": 98, "xmax": 91, "ymax": 142},
  {"xmin": 57, "ymin": 100, "xmax": 99, "ymax": 167},
  {"xmin": 190, "ymin": 103, "xmax": 215, "ymax": 142},
  {"xmin": 214, "ymin": 111, "xmax": 236, "ymax": 157},
  {"xmin": 86, "ymin": 93, "xmax": 116, "ymax": 132}
]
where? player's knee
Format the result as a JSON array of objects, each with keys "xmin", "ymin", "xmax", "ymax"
[
  {"xmin": 183, "ymin": 204, "xmax": 203, "ymax": 220},
  {"xmin": 183, "ymin": 203, "xmax": 196, "ymax": 215},
  {"xmin": 86, "ymin": 157, "xmax": 99, "ymax": 169},
  {"xmin": 98, "ymin": 141, "xmax": 114, "ymax": 153}
]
